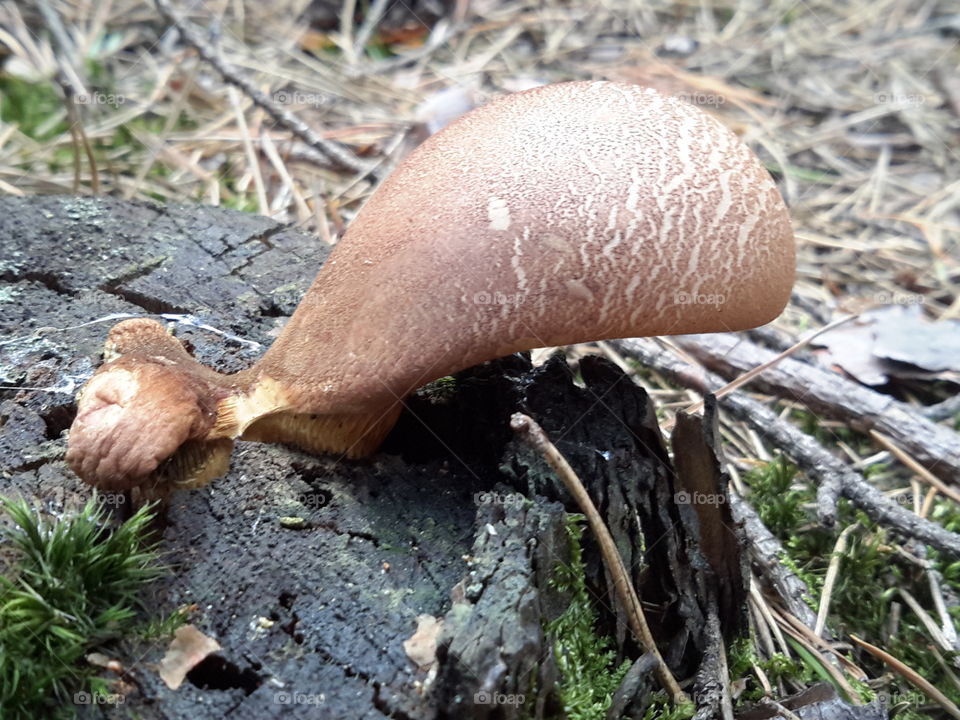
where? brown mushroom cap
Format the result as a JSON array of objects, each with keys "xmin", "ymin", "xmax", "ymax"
[
  {"xmin": 67, "ymin": 80, "xmax": 795, "ymax": 492},
  {"xmin": 260, "ymin": 80, "xmax": 794, "ymax": 414}
]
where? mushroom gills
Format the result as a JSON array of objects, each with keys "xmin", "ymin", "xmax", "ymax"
[
  {"xmin": 238, "ymin": 406, "xmax": 403, "ymax": 458},
  {"xmin": 152, "ymin": 438, "xmax": 234, "ymax": 492}
]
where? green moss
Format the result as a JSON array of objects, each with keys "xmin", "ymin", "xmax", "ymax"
[
  {"xmin": 0, "ymin": 497, "xmax": 165, "ymax": 719},
  {"xmin": 641, "ymin": 695, "xmax": 695, "ymax": 720},
  {"xmin": 745, "ymin": 456, "xmax": 806, "ymax": 538},
  {"xmin": 727, "ymin": 635, "xmax": 758, "ymax": 679},
  {"xmin": 741, "ymin": 457, "xmax": 960, "ymax": 712},
  {"xmin": 546, "ymin": 515, "xmax": 631, "ymax": 720},
  {"xmin": 415, "ymin": 375, "xmax": 458, "ymax": 403},
  {"xmin": 791, "ymin": 408, "xmax": 868, "ymax": 450},
  {"xmin": 729, "ymin": 634, "xmax": 824, "ymax": 704},
  {"xmin": 0, "ymin": 77, "xmax": 67, "ymax": 140}
]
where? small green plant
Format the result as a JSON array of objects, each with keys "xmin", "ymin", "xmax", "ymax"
[
  {"xmin": 641, "ymin": 694, "xmax": 695, "ymax": 720},
  {"xmin": 745, "ymin": 456, "xmax": 805, "ymax": 538},
  {"xmin": 0, "ymin": 497, "xmax": 164, "ymax": 719},
  {"xmin": 727, "ymin": 635, "xmax": 758, "ymax": 680},
  {"xmin": 741, "ymin": 456, "xmax": 960, "ymax": 712},
  {"xmin": 728, "ymin": 634, "xmax": 823, "ymax": 704},
  {"xmin": 135, "ymin": 605, "xmax": 189, "ymax": 641},
  {"xmin": 547, "ymin": 515, "xmax": 631, "ymax": 720}
]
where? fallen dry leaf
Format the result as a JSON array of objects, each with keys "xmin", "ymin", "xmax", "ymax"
[
  {"xmin": 403, "ymin": 614, "xmax": 443, "ymax": 669},
  {"xmin": 874, "ymin": 307, "xmax": 960, "ymax": 373},
  {"xmin": 812, "ymin": 305, "xmax": 960, "ymax": 385},
  {"xmin": 158, "ymin": 625, "xmax": 222, "ymax": 690},
  {"xmin": 811, "ymin": 317, "xmax": 890, "ymax": 385}
]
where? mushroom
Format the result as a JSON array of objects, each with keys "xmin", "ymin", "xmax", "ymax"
[{"xmin": 66, "ymin": 80, "xmax": 795, "ymax": 493}]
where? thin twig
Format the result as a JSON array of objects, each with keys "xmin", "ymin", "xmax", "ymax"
[
  {"xmin": 670, "ymin": 314, "xmax": 858, "ymax": 427},
  {"xmin": 509, "ymin": 412, "xmax": 688, "ymax": 704},
  {"xmin": 37, "ymin": 0, "xmax": 99, "ymax": 194},
  {"xmin": 352, "ymin": 0, "xmax": 392, "ymax": 60},
  {"xmin": 614, "ymin": 337, "xmax": 960, "ymax": 556},
  {"xmin": 228, "ymin": 87, "xmax": 268, "ymax": 215},
  {"xmin": 897, "ymin": 588, "xmax": 953, "ymax": 652},
  {"xmin": 922, "ymin": 395, "xmax": 960, "ymax": 423},
  {"xmin": 733, "ymin": 492, "xmax": 820, "ymax": 631},
  {"xmin": 673, "ymin": 333, "xmax": 960, "ymax": 486},
  {"xmin": 774, "ymin": 610, "xmax": 862, "ymax": 703},
  {"xmin": 749, "ymin": 579, "xmax": 794, "ymax": 657},
  {"xmin": 340, "ymin": 0, "xmax": 358, "ymax": 64},
  {"xmin": 870, "ymin": 430, "xmax": 960, "ymax": 505}
]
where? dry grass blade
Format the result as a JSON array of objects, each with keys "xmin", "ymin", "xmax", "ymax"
[
  {"xmin": 774, "ymin": 609, "xmax": 862, "ymax": 704},
  {"xmin": 227, "ymin": 86, "xmax": 268, "ymax": 215},
  {"xmin": 850, "ymin": 633, "xmax": 960, "ymax": 719},
  {"xmin": 152, "ymin": 0, "xmax": 371, "ymax": 176},
  {"xmin": 814, "ymin": 522, "xmax": 858, "ymax": 637},
  {"xmin": 509, "ymin": 412, "xmax": 687, "ymax": 704},
  {"xmin": 897, "ymin": 588, "xmax": 953, "ymax": 652},
  {"xmin": 870, "ymin": 429, "xmax": 960, "ymax": 505}
]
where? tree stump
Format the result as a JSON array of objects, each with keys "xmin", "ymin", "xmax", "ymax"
[{"xmin": 1, "ymin": 196, "xmax": 742, "ymax": 719}]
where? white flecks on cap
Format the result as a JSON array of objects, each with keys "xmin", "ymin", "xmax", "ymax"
[{"xmin": 487, "ymin": 196, "xmax": 511, "ymax": 231}]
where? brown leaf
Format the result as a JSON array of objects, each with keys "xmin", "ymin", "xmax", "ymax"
[
  {"xmin": 812, "ymin": 305, "xmax": 960, "ymax": 385},
  {"xmin": 403, "ymin": 614, "xmax": 442, "ymax": 669},
  {"xmin": 158, "ymin": 625, "xmax": 222, "ymax": 690},
  {"xmin": 377, "ymin": 25, "xmax": 429, "ymax": 47}
]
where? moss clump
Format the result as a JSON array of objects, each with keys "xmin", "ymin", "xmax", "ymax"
[
  {"xmin": 745, "ymin": 456, "xmax": 806, "ymax": 538},
  {"xmin": 415, "ymin": 375, "xmax": 458, "ymax": 403},
  {"xmin": 0, "ymin": 497, "xmax": 164, "ymax": 719},
  {"xmin": 742, "ymin": 457, "xmax": 960, "ymax": 713},
  {"xmin": 0, "ymin": 77, "xmax": 67, "ymax": 140},
  {"xmin": 641, "ymin": 695, "xmax": 695, "ymax": 720},
  {"xmin": 547, "ymin": 515, "xmax": 631, "ymax": 720}
]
